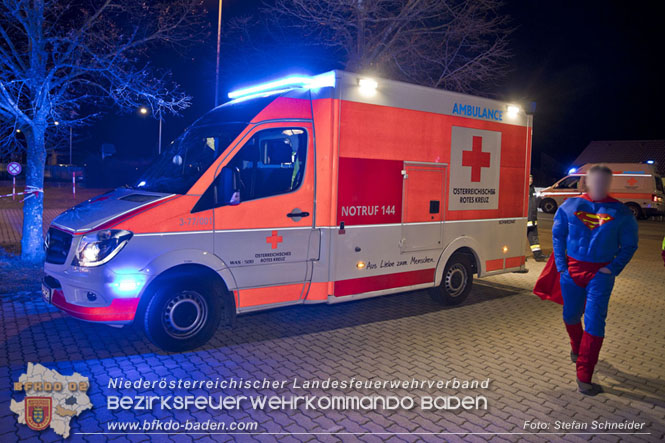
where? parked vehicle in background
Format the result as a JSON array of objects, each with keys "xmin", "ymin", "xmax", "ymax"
[{"xmin": 538, "ymin": 162, "xmax": 665, "ymax": 218}]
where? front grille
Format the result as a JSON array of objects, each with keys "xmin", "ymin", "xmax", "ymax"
[
  {"xmin": 45, "ymin": 227, "xmax": 73, "ymax": 265},
  {"xmin": 43, "ymin": 275, "xmax": 62, "ymax": 289}
]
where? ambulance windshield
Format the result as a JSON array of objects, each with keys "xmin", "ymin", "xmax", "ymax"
[{"xmin": 133, "ymin": 96, "xmax": 274, "ymax": 194}]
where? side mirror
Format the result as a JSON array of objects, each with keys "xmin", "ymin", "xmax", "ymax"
[{"xmin": 216, "ymin": 167, "xmax": 240, "ymax": 206}]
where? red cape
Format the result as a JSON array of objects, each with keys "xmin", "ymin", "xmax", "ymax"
[{"xmin": 534, "ymin": 254, "xmax": 563, "ymax": 305}]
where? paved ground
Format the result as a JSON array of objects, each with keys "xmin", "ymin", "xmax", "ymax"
[{"xmin": 1, "ymin": 214, "xmax": 664, "ymax": 442}]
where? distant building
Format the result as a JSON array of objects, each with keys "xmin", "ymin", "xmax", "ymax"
[{"xmin": 573, "ymin": 140, "xmax": 665, "ymax": 175}]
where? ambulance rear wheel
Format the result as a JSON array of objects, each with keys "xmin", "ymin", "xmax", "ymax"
[
  {"xmin": 143, "ymin": 279, "xmax": 222, "ymax": 352},
  {"xmin": 431, "ymin": 255, "xmax": 473, "ymax": 306},
  {"xmin": 540, "ymin": 198, "xmax": 557, "ymax": 214}
]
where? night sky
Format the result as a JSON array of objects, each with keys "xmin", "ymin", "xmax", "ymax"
[{"xmin": 84, "ymin": 1, "xmax": 665, "ymax": 180}]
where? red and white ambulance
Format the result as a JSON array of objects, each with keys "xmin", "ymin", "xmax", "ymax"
[
  {"xmin": 42, "ymin": 71, "xmax": 533, "ymax": 350},
  {"xmin": 538, "ymin": 162, "xmax": 665, "ymax": 218}
]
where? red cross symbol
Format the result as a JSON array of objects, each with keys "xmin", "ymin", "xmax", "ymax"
[
  {"xmin": 266, "ymin": 230, "xmax": 283, "ymax": 249},
  {"xmin": 627, "ymin": 177, "xmax": 637, "ymax": 186},
  {"xmin": 462, "ymin": 136, "xmax": 491, "ymax": 182}
]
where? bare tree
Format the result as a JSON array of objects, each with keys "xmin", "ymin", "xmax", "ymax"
[
  {"xmin": 0, "ymin": 0, "xmax": 207, "ymax": 262},
  {"xmin": 265, "ymin": 0, "xmax": 512, "ymax": 93}
]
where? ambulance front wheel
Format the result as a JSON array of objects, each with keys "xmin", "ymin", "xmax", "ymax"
[
  {"xmin": 540, "ymin": 198, "xmax": 558, "ymax": 214},
  {"xmin": 143, "ymin": 279, "xmax": 223, "ymax": 352},
  {"xmin": 431, "ymin": 255, "xmax": 473, "ymax": 305}
]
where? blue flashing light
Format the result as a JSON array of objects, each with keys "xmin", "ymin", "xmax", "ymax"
[
  {"xmin": 228, "ymin": 72, "xmax": 336, "ymax": 99},
  {"xmin": 568, "ymin": 167, "xmax": 577, "ymax": 174},
  {"xmin": 227, "ymin": 88, "xmax": 291, "ymax": 105},
  {"xmin": 109, "ymin": 274, "xmax": 145, "ymax": 296},
  {"xmin": 646, "ymin": 160, "xmax": 655, "ymax": 165}
]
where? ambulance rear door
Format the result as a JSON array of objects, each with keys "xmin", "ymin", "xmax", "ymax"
[{"xmin": 400, "ymin": 162, "xmax": 447, "ymax": 251}]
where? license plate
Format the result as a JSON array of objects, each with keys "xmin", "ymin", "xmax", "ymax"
[{"xmin": 41, "ymin": 284, "xmax": 52, "ymax": 304}]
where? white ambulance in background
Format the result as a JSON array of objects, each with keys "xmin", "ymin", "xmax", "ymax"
[
  {"xmin": 43, "ymin": 70, "xmax": 533, "ymax": 351},
  {"xmin": 538, "ymin": 162, "xmax": 665, "ymax": 218}
]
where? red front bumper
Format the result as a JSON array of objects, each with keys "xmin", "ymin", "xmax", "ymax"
[{"xmin": 51, "ymin": 289, "xmax": 139, "ymax": 323}]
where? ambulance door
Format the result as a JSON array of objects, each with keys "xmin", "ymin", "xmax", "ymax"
[
  {"xmin": 400, "ymin": 162, "xmax": 446, "ymax": 251},
  {"xmin": 199, "ymin": 123, "xmax": 319, "ymax": 308},
  {"xmin": 554, "ymin": 175, "xmax": 582, "ymax": 201}
]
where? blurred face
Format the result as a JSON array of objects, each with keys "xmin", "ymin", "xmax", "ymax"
[
  {"xmin": 586, "ymin": 171, "xmax": 612, "ymax": 201},
  {"xmin": 529, "ymin": 175, "xmax": 533, "ymax": 186}
]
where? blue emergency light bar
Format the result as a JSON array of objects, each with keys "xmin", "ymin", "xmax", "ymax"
[{"xmin": 228, "ymin": 72, "xmax": 336, "ymax": 99}]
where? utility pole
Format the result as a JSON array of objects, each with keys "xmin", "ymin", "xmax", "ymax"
[
  {"xmin": 214, "ymin": 0, "xmax": 223, "ymax": 107},
  {"xmin": 158, "ymin": 116, "xmax": 163, "ymax": 155},
  {"xmin": 69, "ymin": 127, "xmax": 73, "ymax": 164}
]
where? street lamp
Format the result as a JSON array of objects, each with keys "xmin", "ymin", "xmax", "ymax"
[
  {"xmin": 157, "ymin": 113, "xmax": 162, "ymax": 156},
  {"xmin": 69, "ymin": 127, "xmax": 73, "ymax": 165},
  {"xmin": 214, "ymin": 0, "xmax": 223, "ymax": 107},
  {"xmin": 138, "ymin": 106, "xmax": 162, "ymax": 155}
]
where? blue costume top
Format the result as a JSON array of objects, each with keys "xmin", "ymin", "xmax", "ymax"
[{"xmin": 552, "ymin": 194, "xmax": 638, "ymax": 275}]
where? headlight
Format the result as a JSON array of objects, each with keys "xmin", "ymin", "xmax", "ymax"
[{"xmin": 72, "ymin": 229, "xmax": 133, "ymax": 267}]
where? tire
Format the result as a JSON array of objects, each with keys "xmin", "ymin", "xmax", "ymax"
[
  {"xmin": 540, "ymin": 198, "xmax": 558, "ymax": 214},
  {"xmin": 626, "ymin": 203, "xmax": 643, "ymax": 219},
  {"xmin": 143, "ymin": 279, "xmax": 223, "ymax": 352},
  {"xmin": 430, "ymin": 254, "xmax": 474, "ymax": 305}
]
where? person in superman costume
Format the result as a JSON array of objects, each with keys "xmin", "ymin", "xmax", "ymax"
[{"xmin": 534, "ymin": 165, "xmax": 638, "ymax": 396}]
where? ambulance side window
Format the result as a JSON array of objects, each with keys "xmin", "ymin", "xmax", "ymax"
[
  {"xmin": 193, "ymin": 128, "xmax": 307, "ymax": 212},
  {"xmin": 556, "ymin": 176, "xmax": 580, "ymax": 189}
]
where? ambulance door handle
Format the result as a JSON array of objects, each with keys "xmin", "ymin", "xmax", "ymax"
[{"xmin": 286, "ymin": 209, "xmax": 310, "ymax": 219}]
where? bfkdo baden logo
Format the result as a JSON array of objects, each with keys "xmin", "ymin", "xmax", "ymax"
[
  {"xmin": 11, "ymin": 363, "xmax": 92, "ymax": 438},
  {"xmin": 25, "ymin": 397, "xmax": 52, "ymax": 431}
]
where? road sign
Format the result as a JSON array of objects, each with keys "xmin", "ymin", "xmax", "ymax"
[{"xmin": 7, "ymin": 162, "xmax": 21, "ymax": 176}]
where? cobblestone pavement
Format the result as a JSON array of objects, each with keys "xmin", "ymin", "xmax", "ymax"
[{"xmin": 1, "ymin": 215, "xmax": 664, "ymax": 442}]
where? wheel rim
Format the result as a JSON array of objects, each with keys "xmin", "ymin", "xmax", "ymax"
[
  {"xmin": 544, "ymin": 201, "xmax": 555, "ymax": 213},
  {"xmin": 629, "ymin": 206, "xmax": 639, "ymax": 218},
  {"xmin": 445, "ymin": 263, "xmax": 468, "ymax": 297},
  {"xmin": 161, "ymin": 290, "xmax": 208, "ymax": 339}
]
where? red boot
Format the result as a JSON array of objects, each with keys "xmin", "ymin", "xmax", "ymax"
[
  {"xmin": 576, "ymin": 331, "xmax": 604, "ymax": 395},
  {"xmin": 565, "ymin": 322, "xmax": 583, "ymax": 363}
]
